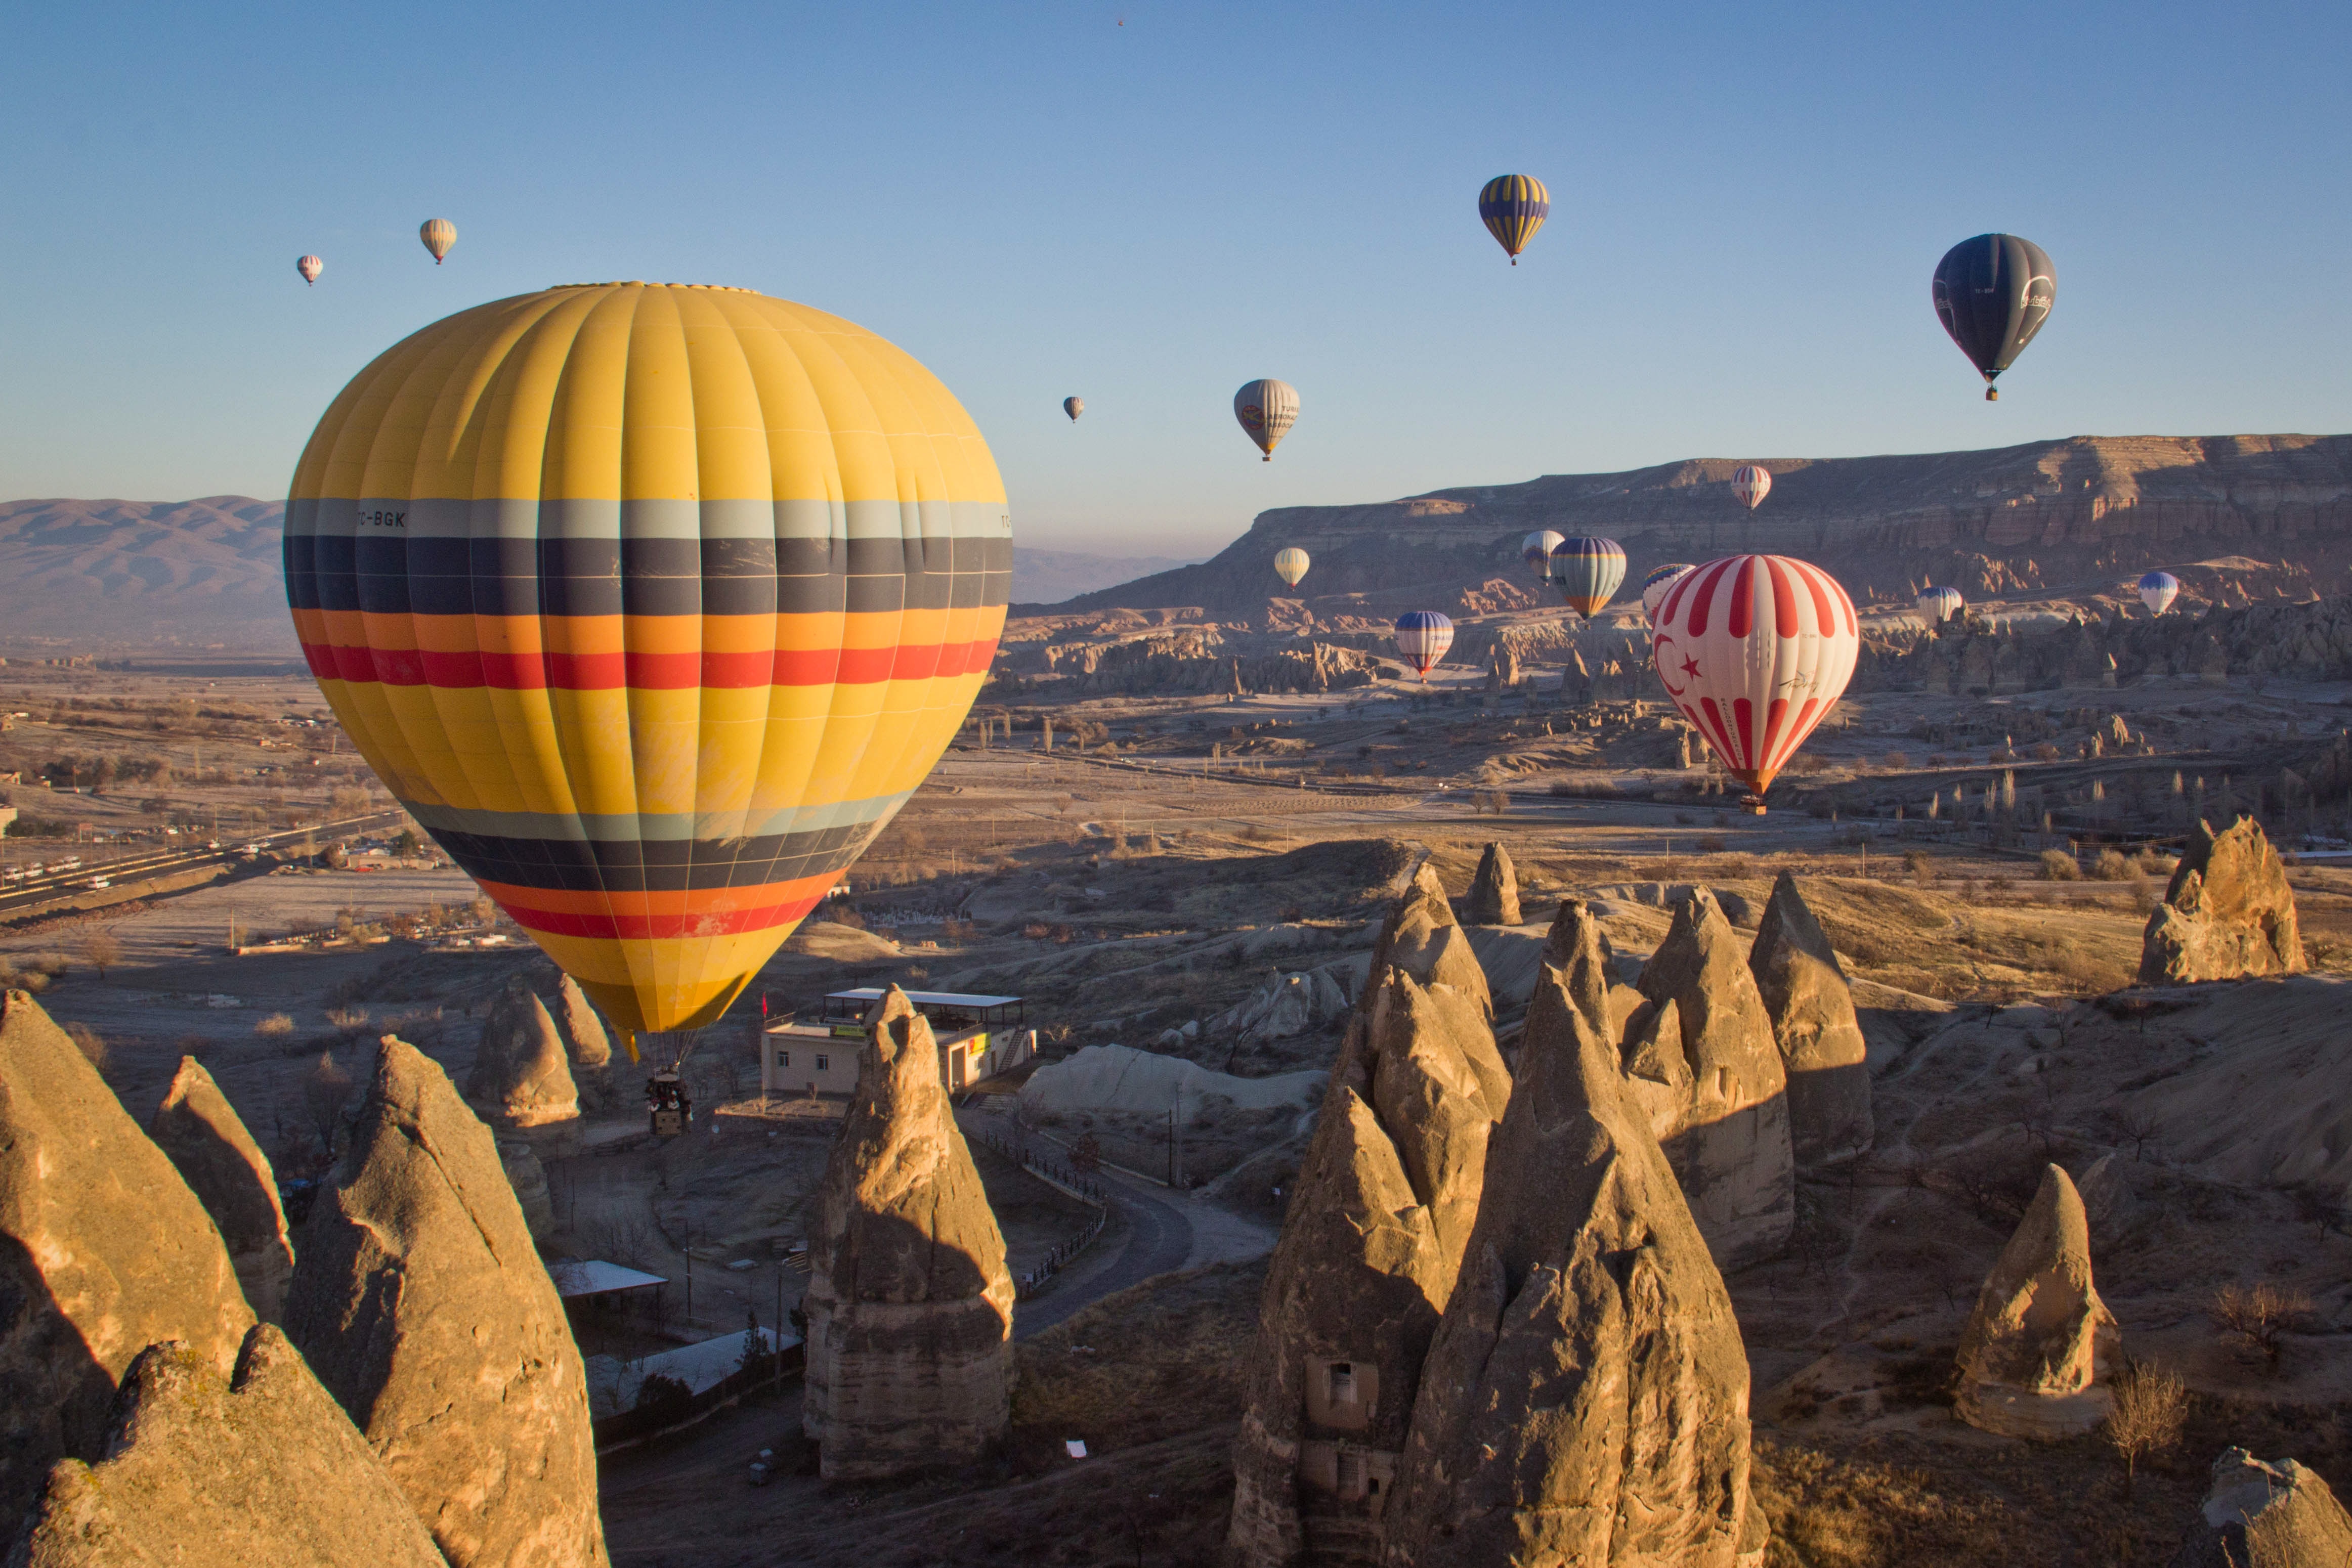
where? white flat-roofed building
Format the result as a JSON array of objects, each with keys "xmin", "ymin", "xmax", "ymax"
[{"xmin": 758, "ymin": 989, "xmax": 1035, "ymax": 1099}]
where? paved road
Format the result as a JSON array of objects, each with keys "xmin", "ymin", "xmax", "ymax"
[
  {"xmin": 0, "ymin": 811, "xmax": 406, "ymax": 917},
  {"xmin": 1013, "ymin": 1166, "xmax": 1195, "ymax": 1339}
]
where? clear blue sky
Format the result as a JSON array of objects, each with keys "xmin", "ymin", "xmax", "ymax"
[{"xmin": 2, "ymin": 0, "xmax": 2344, "ymax": 553}]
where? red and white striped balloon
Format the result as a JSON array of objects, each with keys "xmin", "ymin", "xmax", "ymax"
[
  {"xmin": 1649, "ymin": 554, "xmax": 1857, "ymax": 810},
  {"xmin": 1731, "ymin": 464, "xmax": 1772, "ymax": 510}
]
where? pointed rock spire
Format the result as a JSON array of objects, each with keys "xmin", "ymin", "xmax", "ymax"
[
  {"xmin": 1364, "ymin": 861, "xmax": 1492, "ymax": 1018},
  {"xmin": 1541, "ymin": 896, "xmax": 1617, "ymax": 1044},
  {"xmin": 1384, "ymin": 965, "xmax": 1767, "ymax": 1566},
  {"xmin": 1629, "ymin": 887, "xmax": 1794, "ymax": 1268},
  {"xmin": 0, "ymin": 989, "xmax": 256, "ymax": 1523},
  {"xmin": 802, "ymin": 987, "xmax": 1014, "ymax": 1480},
  {"xmin": 1748, "ymin": 872, "xmax": 1872, "ymax": 1169},
  {"xmin": 2141, "ymin": 815, "xmax": 2305, "ymax": 982},
  {"xmin": 1364, "ymin": 969, "xmax": 1510, "ymax": 1274},
  {"xmin": 555, "ymin": 975, "xmax": 611, "ymax": 1069},
  {"xmin": 148, "ymin": 1054, "xmax": 297, "ymax": 1321},
  {"xmin": 11, "ymin": 1326, "xmax": 446, "ymax": 1567},
  {"xmin": 1466, "ymin": 842, "xmax": 1521, "ymax": 926},
  {"xmin": 286, "ymin": 1036, "xmax": 607, "ymax": 1567},
  {"xmin": 1953, "ymin": 1163, "xmax": 2122, "ymax": 1439}
]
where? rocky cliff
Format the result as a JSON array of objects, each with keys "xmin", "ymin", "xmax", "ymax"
[{"xmin": 1051, "ymin": 435, "xmax": 2352, "ymax": 617}]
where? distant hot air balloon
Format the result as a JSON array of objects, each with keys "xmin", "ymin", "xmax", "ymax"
[
  {"xmin": 1393, "ymin": 612, "xmax": 1453, "ymax": 680},
  {"xmin": 1521, "ymin": 530, "xmax": 1565, "ymax": 577},
  {"xmin": 1917, "ymin": 585, "xmax": 1965, "ymax": 625},
  {"xmin": 296, "ymin": 254, "xmax": 323, "ymax": 286},
  {"xmin": 283, "ymin": 282, "xmax": 1009, "ymax": 1048},
  {"xmin": 419, "ymin": 218, "xmax": 456, "ymax": 264},
  {"xmin": 1063, "ymin": 396, "xmax": 1084, "ymax": 422},
  {"xmin": 1548, "ymin": 537, "xmax": 1627, "ymax": 620},
  {"xmin": 1649, "ymin": 555, "xmax": 1859, "ymax": 814},
  {"xmin": 1477, "ymin": 175, "xmax": 1549, "ymax": 265},
  {"xmin": 1732, "ymin": 465, "xmax": 1772, "ymax": 510},
  {"xmin": 1233, "ymin": 379, "xmax": 1298, "ymax": 461},
  {"xmin": 2139, "ymin": 571, "xmax": 2180, "ymax": 616},
  {"xmin": 1932, "ymin": 233, "xmax": 2055, "ymax": 400},
  {"xmin": 1273, "ymin": 547, "xmax": 1310, "ymax": 589},
  {"xmin": 1640, "ymin": 563, "xmax": 1695, "ymax": 623}
]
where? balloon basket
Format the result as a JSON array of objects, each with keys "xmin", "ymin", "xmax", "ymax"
[
  {"xmin": 1740, "ymin": 794, "xmax": 1767, "ymax": 816},
  {"xmin": 1985, "ymin": 387, "xmax": 1998, "ymax": 402}
]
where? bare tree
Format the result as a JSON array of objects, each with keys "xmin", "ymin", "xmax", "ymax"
[
  {"xmin": 303, "ymin": 1051, "xmax": 357, "ymax": 1147},
  {"xmin": 2103, "ymin": 1361, "xmax": 2188, "ymax": 1494},
  {"xmin": 79, "ymin": 929, "xmax": 123, "ymax": 982},
  {"xmin": 2211, "ymin": 1282, "xmax": 2312, "ymax": 1370}
]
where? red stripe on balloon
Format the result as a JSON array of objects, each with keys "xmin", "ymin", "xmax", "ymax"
[
  {"xmin": 1733, "ymin": 695, "xmax": 1756, "ymax": 763},
  {"xmin": 1758, "ymin": 695, "xmax": 1791, "ymax": 770},
  {"xmin": 300, "ymin": 637, "xmax": 1000, "ymax": 691},
  {"xmin": 1696, "ymin": 696, "xmax": 1743, "ymax": 768},
  {"xmin": 1683, "ymin": 558, "xmax": 1734, "ymax": 636},
  {"xmin": 1767, "ymin": 557, "xmax": 1801, "ymax": 638},
  {"xmin": 497, "ymin": 891, "xmax": 825, "ymax": 941},
  {"xmin": 1728, "ymin": 557, "xmax": 1757, "ymax": 639}
]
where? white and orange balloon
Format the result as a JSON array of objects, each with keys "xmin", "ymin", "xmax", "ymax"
[{"xmin": 1649, "ymin": 554, "xmax": 1858, "ymax": 813}]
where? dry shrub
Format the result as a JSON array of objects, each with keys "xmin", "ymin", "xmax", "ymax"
[
  {"xmin": 2091, "ymin": 848, "xmax": 2134, "ymax": 881},
  {"xmin": 2211, "ymin": 1282, "xmax": 2312, "ymax": 1369},
  {"xmin": 324, "ymin": 1005, "xmax": 370, "ymax": 1036},
  {"xmin": 2038, "ymin": 849, "xmax": 2079, "ymax": 881},
  {"xmin": 254, "ymin": 1012, "xmax": 295, "ymax": 1039},
  {"xmin": 64, "ymin": 1021, "xmax": 106, "ymax": 1074},
  {"xmin": 2103, "ymin": 1361, "xmax": 2187, "ymax": 1492}
]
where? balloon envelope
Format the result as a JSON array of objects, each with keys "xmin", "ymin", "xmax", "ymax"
[
  {"xmin": 2139, "ymin": 571, "xmax": 2179, "ymax": 616},
  {"xmin": 1917, "ymin": 586, "xmax": 1964, "ymax": 624},
  {"xmin": 297, "ymin": 254, "xmax": 323, "ymax": 286},
  {"xmin": 1548, "ymin": 537, "xmax": 1627, "ymax": 619},
  {"xmin": 1650, "ymin": 555, "xmax": 1859, "ymax": 804},
  {"xmin": 1731, "ymin": 465, "xmax": 1772, "ymax": 510},
  {"xmin": 1233, "ymin": 378, "xmax": 1298, "ymax": 460},
  {"xmin": 1932, "ymin": 233, "xmax": 2055, "ymax": 395},
  {"xmin": 419, "ymin": 219, "xmax": 456, "ymax": 264},
  {"xmin": 1063, "ymin": 396, "xmax": 1084, "ymax": 422},
  {"xmin": 1393, "ymin": 612, "xmax": 1453, "ymax": 676},
  {"xmin": 1273, "ymin": 547, "xmax": 1310, "ymax": 588},
  {"xmin": 1521, "ymin": 530, "xmax": 1565, "ymax": 575},
  {"xmin": 1477, "ymin": 175, "xmax": 1549, "ymax": 264},
  {"xmin": 283, "ymin": 282, "xmax": 1009, "ymax": 1036},
  {"xmin": 1641, "ymin": 563, "xmax": 1695, "ymax": 623}
]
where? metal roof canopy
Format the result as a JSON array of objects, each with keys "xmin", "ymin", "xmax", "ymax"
[
  {"xmin": 549, "ymin": 1259, "xmax": 669, "ymax": 1299},
  {"xmin": 821, "ymin": 988, "xmax": 1027, "ymax": 1027}
]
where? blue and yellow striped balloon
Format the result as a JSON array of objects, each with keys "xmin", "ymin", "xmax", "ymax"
[
  {"xmin": 1548, "ymin": 536, "xmax": 1626, "ymax": 619},
  {"xmin": 284, "ymin": 282, "xmax": 1010, "ymax": 1039},
  {"xmin": 1477, "ymin": 175, "xmax": 1549, "ymax": 265}
]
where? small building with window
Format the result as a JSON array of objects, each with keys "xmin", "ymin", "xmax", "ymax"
[{"xmin": 758, "ymin": 989, "xmax": 1035, "ymax": 1100}]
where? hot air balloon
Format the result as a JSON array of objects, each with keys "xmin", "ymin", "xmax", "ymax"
[
  {"xmin": 1932, "ymin": 233, "xmax": 2055, "ymax": 400},
  {"xmin": 1477, "ymin": 175, "xmax": 1549, "ymax": 265},
  {"xmin": 419, "ymin": 218, "xmax": 456, "ymax": 264},
  {"xmin": 296, "ymin": 254, "xmax": 323, "ymax": 286},
  {"xmin": 1649, "ymin": 555, "xmax": 1859, "ymax": 814},
  {"xmin": 1393, "ymin": 612, "xmax": 1453, "ymax": 680},
  {"xmin": 283, "ymin": 282, "xmax": 1009, "ymax": 1054},
  {"xmin": 1732, "ymin": 465, "xmax": 1772, "ymax": 510},
  {"xmin": 1917, "ymin": 585, "xmax": 1965, "ymax": 625},
  {"xmin": 1234, "ymin": 379, "xmax": 1298, "ymax": 461},
  {"xmin": 1521, "ymin": 530, "xmax": 1565, "ymax": 577},
  {"xmin": 1548, "ymin": 537, "xmax": 1626, "ymax": 620},
  {"xmin": 1063, "ymin": 396, "xmax": 1084, "ymax": 422},
  {"xmin": 2139, "ymin": 571, "xmax": 2180, "ymax": 616},
  {"xmin": 1273, "ymin": 547, "xmax": 1310, "ymax": 588},
  {"xmin": 1640, "ymin": 563, "xmax": 1695, "ymax": 623}
]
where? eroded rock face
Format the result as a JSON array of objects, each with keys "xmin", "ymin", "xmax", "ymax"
[
  {"xmin": 1384, "ymin": 966, "xmax": 1767, "ymax": 1567},
  {"xmin": 1366, "ymin": 863, "xmax": 1493, "ymax": 1018},
  {"xmin": 10, "ymin": 1326, "xmax": 445, "ymax": 1568},
  {"xmin": 1541, "ymin": 897, "xmax": 1617, "ymax": 1045},
  {"xmin": 2142, "ymin": 816, "xmax": 2306, "ymax": 983},
  {"xmin": 556, "ymin": 976, "xmax": 611, "ymax": 1070},
  {"xmin": 802, "ymin": 989, "xmax": 1014, "ymax": 1481},
  {"xmin": 1628, "ymin": 888, "xmax": 1795, "ymax": 1270},
  {"xmin": 1953, "ymin": 1163, "xmax": 2122, "ymax": 1440},
  {"xmin": 1466, "ymin": 842, "xmax": 1521, "ymax": 927},
  {"xmin": 467, "ymin": 980, "xmax": 582, "ymax": 1158},
  {"xmin": 0, "ymin": 990, "xmax": 256, "ymax": 1525},
  {"xmin": 2171, "ymin": 1448, "xmax": 2352, "ymax": 1567},
  {"xmin": 1364, "ymin": 969, "xmax": 1511, "ymax": 1275},
  {"xmin": 500, "ymin": 1140, "xmax": 556, "ymax": 1242},
  {"xmin": 1748, "ymin": 873, "xmax": 1873, "ymax": 1170},
  {"xmin": 285, "ymin": 1036, "xmax": 606, "ymax": 1568},
  {"xmin": 147, "ymin": 1055, "xmax": 296, "ymax": 1323}
]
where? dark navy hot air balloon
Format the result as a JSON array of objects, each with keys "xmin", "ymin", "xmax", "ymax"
[{"xmin": 1932, "ymin": 234, "xmax": 2056, "ymax": 401}]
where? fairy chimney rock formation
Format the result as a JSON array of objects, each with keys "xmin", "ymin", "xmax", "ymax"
[
  {"xmin": 284, "ymin": 1035, "xmax": 607, "ymax": 1568},
  {"xmin": 556, "ymin": 975, "xmax": 612, "ymax": 1070},
  {"xmin": 1542, "ymin": 896, "xmax": 1618, "ymax": 1045},
  {"xmin": 2171, "ymin": 1448, "xmax": 2352, "ymax": 1567},
  {"xmin": 10, "ymin": 1326, "xmax": 446, "ymax": 1568},
  {"xmin": 148, "ymin": 1054, "xmax": 298, "ymax": 1322},
  {"xmin": 1626, "ymin": 887, "xmax": 1795, "ymax": 1270},
  {"xmin": 1748, "ymin": 873, "xmax": 1873, "ymax": 1169},
  {"xmin": 0, "ymin": 990, "xmax": 257, "ymax": 1525},
  {"xmin": 2141, "ymin": 816, "xmax": 2306, "ymax": 983},
  {"xmin": 467, "ymin": 979, "xmax": 582, "ymax": 1156},
  {"xmin": 1465, "ymin": 842, "xmax": 1521, "ymax": 927},
  {"xmin": 801, "ymin": 988, "xmax": 1015, "ymax": 1481},
  {"xmin": 1385, "ymin": 966, "xmax": 1767, "ymax": 1567},
  {"xmin": 1953, "ymin": 1163, "xmax": 2122, "ymax": 1440},
  {"xmin": 500, "ymin": 1139, "xmax": 557, "ymax": 1242},
  {"xmin": 1366, "ymin": 862, "xmax": 1493, "ymax": 1018},
  {"xmin": 1228, "ymin": 941, "xmax": 1508, "ymax": 1564}
]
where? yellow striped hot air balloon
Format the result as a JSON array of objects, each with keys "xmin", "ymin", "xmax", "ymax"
[
  {"xmin": 1477, "ymin": 175, "xmax": 1549, "ymax": 265},
  {"xmin": 283, "ymin": 282, "xmax": 1010, "ymax": 1048},
  {"xmin": 1272, "ymin": 547, "xmax": 1310, "ymax": 588},
  {"xmin": 419, "ymin": 219, "xmax": 456, "ymax": 263}
]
